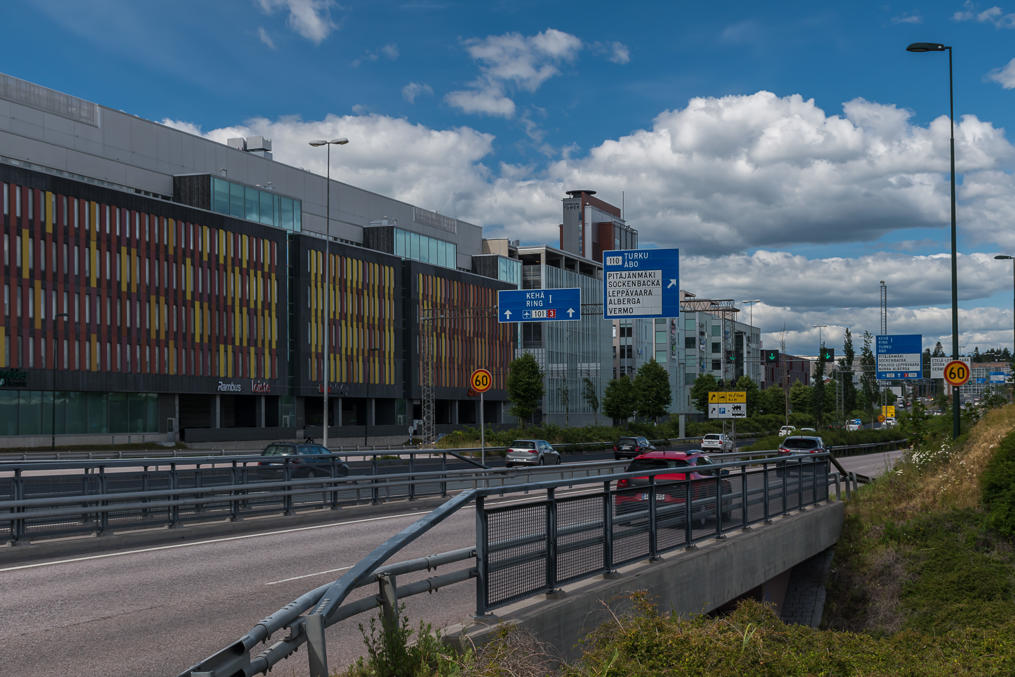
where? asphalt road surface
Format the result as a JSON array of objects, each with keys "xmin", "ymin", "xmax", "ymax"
[{"xmin": 0, "ymin": 450, "xmax": 899, "ymax": 677}]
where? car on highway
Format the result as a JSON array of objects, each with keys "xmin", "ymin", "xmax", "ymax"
[
  {"xmin": 700, "ymin": 433, "xmax": 734, "ymax": 453},
  {"xmin": 614, "ymin": 451, "xmax": 733, "ymax": 523},
  {"xmin": 845, "ymin": 419, "xmax": 862, "ymax": 432},
  {"xmin": 776, "ymin": 435, "xmax": 827, "ymax": 477},
  {"xmin": 884, "ymin": 417, "xmax": 897, "ymax": 427},
  {"xmin": 258, "ymin": 442, "xmax": 350, "ymax": 477},
  {"xmin": 613, "ymin": 435, "xmax": 656, "ymax": 460},
  {"xmin": 778, "ymin": 425, "xmax": 796, "ymax": 437},
  {"xmin": 505, "ymin": 439, "xmax": 561, "ymax": 467}
]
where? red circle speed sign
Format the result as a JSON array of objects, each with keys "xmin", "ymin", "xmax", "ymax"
[
  {"xmin": 943, "ymin": 360, "xmax": 970, "ymax": 387},
  {"xmin": 470, "ymin": 368, "xmax": 493, "ymax": 393}
]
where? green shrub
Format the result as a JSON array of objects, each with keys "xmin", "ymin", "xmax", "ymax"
[{"xmin": 981, "ymin": 430, "xmax": 1015, "ymax": 539}]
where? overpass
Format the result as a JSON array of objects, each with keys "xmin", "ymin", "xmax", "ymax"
[
  {"xmin": 179, "ymin": 451, "xmax": 863, "ymax": 677},
  {"xmin": 447, "ymin": 502, "xmax": 843, "ymax": 661}
]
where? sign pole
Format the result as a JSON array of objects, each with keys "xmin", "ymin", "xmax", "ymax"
[{"xmin": 480, "ymin": 392, "xmax": 486, "ymax": 466}]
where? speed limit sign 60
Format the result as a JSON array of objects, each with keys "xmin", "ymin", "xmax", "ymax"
[
  {"xmin": 470, "ymin": 368, "xmax": 493, "ymax": 393},
  {"xmin": 943, "ymin": 360, "xmax": 970, "ymax": 387}
]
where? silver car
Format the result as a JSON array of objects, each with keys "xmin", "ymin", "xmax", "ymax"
[
  {"xmin": 700, "ymin": 433, "xmax": 734, "ymax": 453},
  {"xmin": 505, "ymin": 439, "xmax": 561, "ymax": 467}
]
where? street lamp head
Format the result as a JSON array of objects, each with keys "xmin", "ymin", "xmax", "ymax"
[
  {"xmin": 907, "ymin": 42, "xmax": 948, "ymax": 52},
  {"xmin": 995, "ymin": 255, "xmax": 1015, "ymax": 260},
  {"xmin": 309, "ymin": 138, "xmax": 349, "ymax": 147}
]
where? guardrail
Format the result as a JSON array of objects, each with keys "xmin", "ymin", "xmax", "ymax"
[
  {"xmin": 0, "ymin": 434, "xmax": 765, "ymax": 462},
  {"xmin": 0, "ymin": 453, "xmax": 623, "ymax": 545},
  {"xmin": 179, "ymin": 451, "xmax": 842, "ymax": 677}
]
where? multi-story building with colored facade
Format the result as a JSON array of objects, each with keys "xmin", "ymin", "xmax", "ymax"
[{"xmin": 0, "ymin": 72, "xmax": 513, "ymax": 445}]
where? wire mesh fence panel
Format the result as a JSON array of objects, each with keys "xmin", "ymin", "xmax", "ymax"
[
  {"xmin": 612, "ymin": 483, "xmax": 651, "ymax": 566},
  {"xmin": 555, "ymin": 494, "xmax": 606, "ymax": 585},
  {"xmin": 485, "ymin": 502, "xmax": 548, "ymax": 608}
]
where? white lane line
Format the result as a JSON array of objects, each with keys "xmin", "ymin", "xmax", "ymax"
[
  {"xmin": 266, "ymin": 565, "xmax": 353, "ymax": 586},
  {"xmin": 0, "ymin": 509, "xmax": 429, "ymax": 573}
]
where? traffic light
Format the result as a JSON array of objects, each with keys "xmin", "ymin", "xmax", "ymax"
[
  {"xmin": 764, "ymin": 350, "xmax": 779, "ymax": 365},
  {"xmin": 725, "ymin": 350, "xmax": 736, "ymax": 363},
  {"xmin": 821, "ymin": 347, "xmax": 835, "ymax": 362}
]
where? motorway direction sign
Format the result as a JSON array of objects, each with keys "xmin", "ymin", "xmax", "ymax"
[
  {"xmin": 876, "ymin": 334, "xmax": 923, "ymax": 380},
  {"xmin": 602, "ymin": 248, "xmax": 679, "ymax": 319},
  {"xmin": 497, "ymin": 288, "xmax": 581, "ymax": 323},
  {"xmin": 708, "ymin": 391, "xmax": 747, "ymax": 404}
]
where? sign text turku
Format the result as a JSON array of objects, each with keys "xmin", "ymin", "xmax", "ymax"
[{"xmin": 602, "ymin": 248, "xmax": 679, "ymax": 319}]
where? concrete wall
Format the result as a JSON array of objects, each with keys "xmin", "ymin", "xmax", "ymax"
[{"xmin": 447, "ymin": 501, "xmax": 844, "ymax": 661}]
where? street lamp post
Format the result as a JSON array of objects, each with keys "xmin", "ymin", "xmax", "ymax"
[
  {"xmin": 994, "ymin": 255, "xmax": 1015, "ymax": 354},
  {"xmin": 907, "ymin": 41, "xmax": 961, "ymax": 439},
  {"xmin": 51, "ymin": 312, "xmax": 70, "ymax": 450},
  {"xmin": 309, "ymin": 138, "xmax": 349, "ymax": 450}
]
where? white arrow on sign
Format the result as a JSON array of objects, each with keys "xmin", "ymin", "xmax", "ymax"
[
  {"xmin": 667, "ymin": 279, "xmax": 676, "ymax": 288},
  {"xmin": 503, "ymin": 309, "xmax": 512, "ymax": 320},
  {"xmin": 567, "ymin": 307, "xmax": 575, "ymax": 317}
]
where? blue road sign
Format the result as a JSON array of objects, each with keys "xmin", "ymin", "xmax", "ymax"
[
  {"xmin": 498, "ymin": 288, "xmax": 581, "ymax": 323},
  {"xmin": 876, "ymin": 334, "xmax": 923, "ymax": 380},
  {"xmin": 602, "ymin": 248, "xmax": 680, "ymax": 319}
]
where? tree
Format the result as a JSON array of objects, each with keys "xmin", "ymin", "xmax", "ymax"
[
  {"xmin": 759, "ymin": 384, "xmax": 786, "ymax": 416},
  {"xmin": 734, "ymin": 375, "xmax": 761, "ymax": 417},
  {"xmin": 790, "ymin": 382, "xmax": 811, "ymax": 414},
  {"xmin": 812, "ymin": 355, "xmax": 826, "ymax": 426},
  {"xmin": 581, "ymin": 377, "xmax": 599, "ymax": 426},
  {"xmin": 859, "ymin": 331, "xmax": 878, "ymax": 417},
  {"xmin": 932, "ymin": 341, "xmax": 945, "ymax": 357},
  {"xmin": 506, "ymin": 353, "xmax": 543, "ymax": 426},
  {"xmin": 633, "ymin": 359, "xmax": 671, "ymax": 422},
  {"xmin": 602, "ymin": 376, "xmax": 636, "ymax": 424},
  {"xmin": 690, "ymin": 373, "xmax": 719, "ymax": 413},
  {"xmin": 839, "ymin": 329, "xmax": 857, "ymax": 415}
]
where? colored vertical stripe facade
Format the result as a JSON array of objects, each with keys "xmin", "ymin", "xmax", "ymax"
[
  {"xmin": 307, "ymin": 247, "xmax": 397, "ymax": 388},
  {"xmin": 0, "ymin": 176, "xmax": 282, "ymax": 381},
  {"xmin": 416, "ymin": 271, "xmax": 512, "ymax": 390}
]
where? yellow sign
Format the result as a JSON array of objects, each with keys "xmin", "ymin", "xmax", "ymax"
[
  {"xmin": 470, "ymin": 368, "xmax": 493, "ymax": 393},
  {"xmin": 881, "ymin": 405, "xmax": 896, "ymax": 419},
  {"xmin": 878, "ymin": 414, "xmax": 886, "ymax": 423},
  {"xmin": 709, "ymin": 391, "xmax": 747, "ymax": 404}
]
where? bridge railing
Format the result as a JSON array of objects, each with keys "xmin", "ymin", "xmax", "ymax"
[{"xmin": 178, "ymin": 452, "xmax": 840, "ymax": 677}]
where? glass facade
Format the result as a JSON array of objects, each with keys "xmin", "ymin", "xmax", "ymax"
[
  {"xmin": 497, "ymin": 256, "xmax": 521, "ymax": 286},
  {"xmin": 393, "ymin": 228, "xmax": 456, "ymax": 269},
  {"xmin": 0, "ymin": 390, "xmax": 158, "ymax": 435},
  {"xmin": 211, "ymin": 177, "xmax": 301, "ymax": 232}
]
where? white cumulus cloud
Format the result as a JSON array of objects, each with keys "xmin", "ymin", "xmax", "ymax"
[{"xmin": 257, "ymin": 0, "xmax": 337, "ymax": 44}]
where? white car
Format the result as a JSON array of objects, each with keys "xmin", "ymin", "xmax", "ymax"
[
  {"xmin": 700, "ymin": 433, "xmax": 734, "ymax": 453},
  {"xmin": 778, "ymin": 425, "xmax": 796, "ymax": 437},
  {"xmin": 845, "ymin": 419, "xmax": 862, "ymax": 432}
]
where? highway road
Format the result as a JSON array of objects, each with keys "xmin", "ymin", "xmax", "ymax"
[{"xmin": 0, "ymin": 450, "xmax": 899, "ymax": 677}]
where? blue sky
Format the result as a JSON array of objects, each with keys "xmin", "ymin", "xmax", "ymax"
[{"xmin": 4, "ymin": 0, "xmax": 1015, "ymax": 357}]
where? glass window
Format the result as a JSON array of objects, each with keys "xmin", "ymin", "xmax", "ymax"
[
  {"xmin": 685, "ymin": 337, "xmax": 696, "ymax": 349},
  {"xmin": 18, "ymin": 390, "xmax": 42, "ymax": 435},
  {"xmin": 229, "ymin": 182, "xmax": 244, "ymax": 218},
  {"xmin": 280, "ymin": 197, "xmax": 294, "ymax": 231},
  {"xmin": 86, "ymin": 392, "xmax": 108, "ymax": 433},
  {"xmin": 711, "ymin": 324, "xmax": 721, "ymax": 336},
  {"xmin": 294, "ymin": 200, "xmax": 302, "ymax": 231},
  {"xmin": 109, "ymin": 393, "xmax": 128, "ymax": 433},
  {"xmin": 0, "ymin": 391, "xmax": 18, "ymax": 435},
  {"xmin": 259, "ymin": 191, "xmax": 274, "ymax": 225},
  {"xmin": 212, "ymin": 178, "xmax": 229, "ymax": 214},
  {"xmin": 712, "ymin": 342, "xmax": 721, "ymax": 353},
  {"xmin": 685, "ymin": 318, "xmax": 696, "ymax": 330},
  {"xmin": 244, "ymin": 186, "xmax": 259, "ymax": 222}
]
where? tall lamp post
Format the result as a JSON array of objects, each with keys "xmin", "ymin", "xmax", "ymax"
[
  {"xmin": 51, "ymin": 312, "xmax": 70, "ymax": 450},
  {"xmin": 994, "ymin": 255, "xmax": 1015, "ymax": 354},
  {"xmin": 309, "ymin": 137, "xmax": 349, "ymax": 449},
  {"xmin": 907, "ymin": 41, "xmax": 960, "ymax": 439}
]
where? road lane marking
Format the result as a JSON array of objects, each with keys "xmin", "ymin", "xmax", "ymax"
[
  {"xmin": 266, "ymin": 565, "xmax": 353, "ymax": 586},
  {"xmin": 0, "ymin": 509, "xmax": 430, "ymax": 573}
]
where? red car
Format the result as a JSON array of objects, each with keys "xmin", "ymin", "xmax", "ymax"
[{"xmin": 614, "ymin": 451, "xmax": 732, "ymax": 523}]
